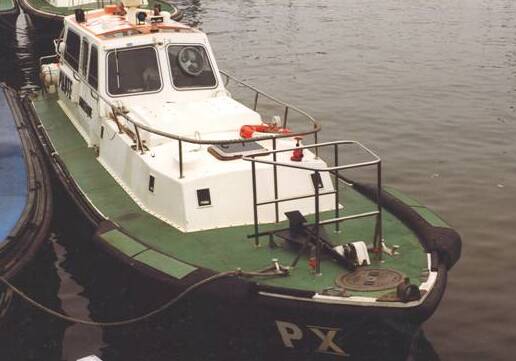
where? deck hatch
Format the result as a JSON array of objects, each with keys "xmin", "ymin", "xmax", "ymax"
[
  {"xmin": 336, "ymin": 269, "xmax": 405, "ymax": 291},
  {"xmin": 208, "ymin": 142, "xmax": 265, "ymax": 160}
]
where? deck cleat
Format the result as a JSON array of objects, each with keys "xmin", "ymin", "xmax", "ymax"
[{"xmin": 382, "ymin": 240, "xmax": 400, "ymax": 256}]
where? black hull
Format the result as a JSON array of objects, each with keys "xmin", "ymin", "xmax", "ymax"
[{"xmin": 22, "ymin": 93, "xmax": 458, "ymax": 360}]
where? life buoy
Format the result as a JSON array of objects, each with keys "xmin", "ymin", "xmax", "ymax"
[{"xmin": 240, "ymin": 123, "xmax": 290, "ymax": 139}]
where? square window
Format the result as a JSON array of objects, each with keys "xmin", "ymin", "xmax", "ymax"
[
  {"xmin": 197, "ymin": 188, "xmax": 211, "ymax": 207},
  {"xmin": 311, "ymin": 173, "xmax": 324, "ymax": 190},
  {"xmin": 148, "ymin": 175, "xmax": 155, "ymax": 192}
]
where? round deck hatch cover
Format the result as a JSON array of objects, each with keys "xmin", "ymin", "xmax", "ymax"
[{"xmin": 336, "ymin": 268, "xmax": 405, "ymax": 291}]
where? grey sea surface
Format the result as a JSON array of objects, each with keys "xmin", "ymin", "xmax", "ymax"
[
  {"xmin": 193, "ymin": 1, "xmax": 515, "ymax": 359},
  {"xmin": 0, "ymin": 0, "xmax": 514, "ymax": 360}
]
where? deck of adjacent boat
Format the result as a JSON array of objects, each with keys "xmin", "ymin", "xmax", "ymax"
[
  {"xmin": 20, "ymin": 0, "xmax": 182, "ymax": 18},
  {"xmin": 0, "ymin": 0, "xmax": 15, "ymax": 12},
  {"xmin": 32, "ymin": 93, "xmax": 451, "ymax": 299},
  {"xmin": 0, "ymin": 0, "xmax": 19, "ymax": 29}
]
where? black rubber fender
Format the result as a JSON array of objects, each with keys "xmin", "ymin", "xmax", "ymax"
[
  {"xmin": 342, "ymin": 178, "xmax": 462, "ymax": 270},
  {"xmin": 425, "ymin": 227, "xmax": 461, "ymax": 270}
]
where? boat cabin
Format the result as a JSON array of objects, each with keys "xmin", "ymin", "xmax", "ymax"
[{"xmin": 52, "ymin": 5, "xmax": 340, "ymax": 233}]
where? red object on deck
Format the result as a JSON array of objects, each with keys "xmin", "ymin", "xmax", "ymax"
[
  {"xmin": 104, "ymin": 4, "xmax": 117, "ymax": 14},
  {"xmin": 290, "ymin": 136, "xmax": 304, "ymax": 161},
  {"xmin": 308, "ymin": 257, "xmax": 317, "ymax": 270},
  {"xmin": 240, "ymin": 124, "xmax": 290, "ymax": 139}
]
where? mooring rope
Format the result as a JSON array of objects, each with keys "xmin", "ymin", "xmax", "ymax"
[
  {"xmin": 0, "ymin": 271, "xmax": 238, "ymax": 327},
  {"xmin": 0, "ymin": 267, "xmax": 289, "ymax": 327}
]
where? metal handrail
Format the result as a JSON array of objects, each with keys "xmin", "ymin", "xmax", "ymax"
[
  {"xmin": 110, "ymin": 72, "xmax": 321, "ymax": 146},
  {"xmin": 39, "ymin": 54, "xmax": 59, "ymax": 67},
  {"xmin": 50, "ymin": 50, "xmax": 320, "ymax": 143},
  {"xmin": 47, "ymin": 49, "xmax": 321, "ymax": 177},
  {"xmin": 244, "ymin": 140, "xmax": 383, "ymax": 274},
  {"xmin": 220, "ymin": 71, "xmax": 319, "ymax": 129},
  {"xmin": 242, "ymin": 140, "xmax": 381, "ymax": 171}
]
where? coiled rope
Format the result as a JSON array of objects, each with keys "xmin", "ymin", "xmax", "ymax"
[{"xmin": 0, "ymin": 271, "xmax": 238, "ymax": 327}]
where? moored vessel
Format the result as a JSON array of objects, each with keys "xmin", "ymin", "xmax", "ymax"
[
  {"xmin": 17, "ymin": 0, "xmax": 182, "ymax": 38},
  {"xmin": 0, "ymin": 84, "xmax": 52, "ymax": 302},
  {"xmin": 25, "ymin": 4, "xmax": 461, "ymax": 358}
]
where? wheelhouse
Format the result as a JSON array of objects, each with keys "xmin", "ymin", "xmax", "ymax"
[{"xmin": 59, "ymin": 8, "xmax": 224, "ymax": 107}]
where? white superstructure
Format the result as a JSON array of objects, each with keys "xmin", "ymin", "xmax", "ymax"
[{"xmin": 50, "ymin": 6, "xmax": 335, "ymax": 232}]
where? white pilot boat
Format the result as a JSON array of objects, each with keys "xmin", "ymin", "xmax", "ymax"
[{"xmin": 25, "ymin": 2, "xmax": 461, "ymax": 358}]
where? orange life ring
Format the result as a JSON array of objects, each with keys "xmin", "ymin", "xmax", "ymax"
[{"xmin": 240, "ymin": 123, "xmax": 290, "ymax": 139}]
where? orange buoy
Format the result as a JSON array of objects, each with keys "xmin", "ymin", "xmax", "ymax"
[
  {"xmin": 104, "ymin": 4, "xmax": 117, "ymax": 14},
  {"xmin": 240, "ymin": 123, "xmax": 290, "ymax": 139}
]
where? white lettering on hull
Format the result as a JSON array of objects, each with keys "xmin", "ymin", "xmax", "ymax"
[
  {"xmin": 275, "ymin": 321, "xmax": 303, "ymax": 348},
  {"xmin": 275, "ymin": 320, "xmax": 349, "ymax": 357}
]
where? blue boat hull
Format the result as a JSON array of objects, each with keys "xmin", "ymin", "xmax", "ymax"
[{"xmin": 0, "ymin": 84, "xmax": 52, "ymax": 296}]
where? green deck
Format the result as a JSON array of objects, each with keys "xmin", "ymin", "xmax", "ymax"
[
  {"xmin": 0, "ymin": 0, "xmax": 15, "ymax": 12},
  {"xmin": 34, "ymin": 94, "xmax": 443, "ymax": 297},
  {"xmin": 24, "ymin": 0, "xmax": 176, "ymax": 17}
]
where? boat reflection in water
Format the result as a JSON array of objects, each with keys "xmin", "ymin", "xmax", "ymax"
[{"xmin": 14, "ymin": 9, "xmax": 40, "ymax": 93}]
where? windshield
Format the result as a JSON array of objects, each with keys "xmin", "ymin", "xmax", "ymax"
[
  {"xmin": 107, "ymin": 47, "xmax": 161, "ymax": 95},
  {"xmin": 168, "ymin": 45, "xmax": 216, "ymax": 89}
]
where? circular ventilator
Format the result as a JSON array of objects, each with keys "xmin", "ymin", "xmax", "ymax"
[{"xmin": 336, "ymin": 268, "xmax": 405, "ymax": 291}]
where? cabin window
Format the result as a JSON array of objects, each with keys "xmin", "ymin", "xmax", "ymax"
[
  {"xmin": 80, "ymin": 38, "xmax": 89, "ymax": 76},
  {"xmin": 167, "ymin": 45, "xmax": 217, "ymax": 89},
  {"xmin": 88, "ymin": 45, "xmax": 98, "ymax": 90},
  {"xmin": 148, "ymin": 175, "xmax": 155, "ymax": 192},
  {"xmin": 311, "ymin": 173, "xmax": 324, "ymax": 190},
  {"xmin": 107, "ymin": 47, "xmax": 162, "ymax": 96},
  {"xmin": 197, "ymin": 189, "xmax": 212, "ymax": 207},
  {"xmin": 64, "ymin": 29, "xmax": 81, "ymax": 71}
]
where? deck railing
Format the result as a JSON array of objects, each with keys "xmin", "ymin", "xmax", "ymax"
[
  {"xmin": 42, "ymin": 51, "xmax": 321, "ymax": 179},
  {"xmin": 243, "ymin": 140, "xmax": 383, "ymax": 274},
  {"xmin": 40, "ymin": 53, "xmax": 384, "ymax": 274}
]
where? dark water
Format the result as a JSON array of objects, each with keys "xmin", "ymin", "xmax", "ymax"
[{"xmin": 0, "ymin": 0, "xmax": 515, "ymax": 360}]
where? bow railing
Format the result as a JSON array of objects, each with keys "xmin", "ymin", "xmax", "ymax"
[{"xmin": 243, "ymin": 140, "xmax": 383, "ymax": 275}]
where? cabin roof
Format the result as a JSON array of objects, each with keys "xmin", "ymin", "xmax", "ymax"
[{"xmin": 65, "ymin": 8, "xmax": 194, "ymax": 40}]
